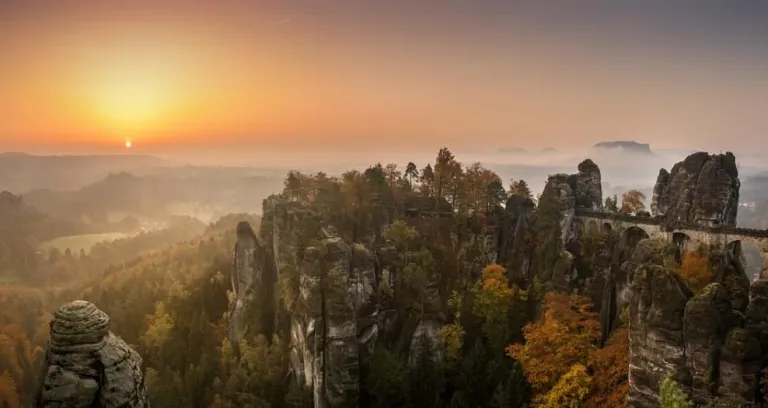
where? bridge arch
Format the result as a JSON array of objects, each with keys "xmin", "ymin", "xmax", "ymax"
[
  {"xmin": 622, "ymin": 225, "xmax": 650, "ymax": 249},
  {"xmin": 601, "ymin": 222, "xmax": 613, "ymax": 234},
  {"xmin": 726, "ymin": 237, "xmax": 768, "ymax": 281},
  {"xmin": 671, "ymin": 231, "xmax": 692, "ymax": 262},
  {"xmin": 587, "ymin": 220, "xmax": 599, "ymax": 234}
]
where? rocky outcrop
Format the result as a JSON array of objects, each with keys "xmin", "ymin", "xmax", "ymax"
[
  {"xmin": 627, "ymin": 264, "xmax": 692, "ymax": 408},
  {"xmin": 541, "ymin": 159, "xmax": 604, "ymax": 246},
  {"xmin": 575, "ymin": 159, "xmax": 603, "ymax": 212},
  {"xmin": 651, "ymin": 152, "xmax": 740, "ymax": 228},
  {"xmin": 683, "ymin": 284, "xmax": 730, "ymax": 403},
  {"xmin": 543, "ymin": 173, "xmax": 576, "ymax": 245},
  {"xmin": 230, "ymin": 196, "xmax": 443, "ymax": 408},
  {"xmin": 229, "ymin": 221, "xmax": 274, "ymax": 343},
  {"xmin": 37, "ymin": 300, "xmax": 149, "ymax": 408},
  {"xmin": 498, "ymin": 195, "xmax": 535, "ymax": 282},
  {"xmin": 628, "ymin": 267, "xmax": 768, "ymax": 407}
]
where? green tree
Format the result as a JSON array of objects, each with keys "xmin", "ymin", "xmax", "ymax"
[
  {"xmin": 485, "ymin": 179, "xmax": 508, "ymax": 214},
  {"xmin": 405, "ymin": 162, "xmax": 419, "ymax": 186},
  {"xmin": 450, "ymin": 340, "xmax": 493, "ymax": 408},
  {"xmin": 420, "ymin": 164, "xmax": 435, "ymax": 197},
  {"xmin": 382, "ymin": 220, "xmax": 419, "ymax": 251},
  {"xmin": 365, "ymin": 347, "xmax": 408, "ymax": 408},
  {"xmin": 509, "ymin": 179, "xmax": 532, "ymax": 199},
  {"xmin": 408, "ymin": 335, "xmax": 445, "ymax": 408},
  {"xmin": 490, "ymin": 362, "xmax": 530, "ymax": 408},
  {"xmin": 659, "ymin": 374, "xmax": 693, "ymax": 408}
]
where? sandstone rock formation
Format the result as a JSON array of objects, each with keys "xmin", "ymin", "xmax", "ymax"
[
  {"xmin": 627, "ymin": 258, "xmax": 768, "ymax": 407},
  {"xmin": 229, "ymin": 196, "xmax": 444, "ymax": 408},
  {"xmin": 628, "ymin": 264, "xmax": 692, "ymax": 408},
  {"xmin": 37, "ymin": 300, "xmax": 149, "ymax": 408},
  {"xmin": 651, "ymin": 152, "xmax": 740, "ymax": 228},
  {"xmin": 574, "ymin": 159, "xmax": 603, "ymax": 212},
  {"xmin": 541, "ymin": 158, "xmax": 604, "ymax": 246},
  {"xmin": 498, "ymin": 195, "xmax": 535, "ymax": 282},
  {"xmin": 544, "ymin": 173, "xmax": 577, "ymax": 245}
]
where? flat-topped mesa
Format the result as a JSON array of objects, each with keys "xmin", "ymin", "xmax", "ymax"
[
  {"xmin": 37, "ymin": 300, "xmax": 149, "ymax": 408},
  {"xmin": 651, "ymin": 152, "xmax": 740, "ymax": 228}
]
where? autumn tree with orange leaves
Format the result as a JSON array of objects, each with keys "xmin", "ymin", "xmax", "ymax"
[
  {"xmin": 506, "ymin": 293, "xmax": 602, "ymax": 406},
  {"xmin": 620, "ymin": 189, "xmax": 646, "ymax": 214},
  {"xmin": 678, "ymin": 251, "xmax": 714, "ymax": 294}
]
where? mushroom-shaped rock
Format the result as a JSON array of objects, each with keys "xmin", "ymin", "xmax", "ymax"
[{"xmin": 37, "ymin": 300, "xmax": 149, "ymax": 408}]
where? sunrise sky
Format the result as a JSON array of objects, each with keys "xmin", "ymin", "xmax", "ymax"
[{"xmin": 1, "ymin": 1, "xmax": 768, "ymax": 158}]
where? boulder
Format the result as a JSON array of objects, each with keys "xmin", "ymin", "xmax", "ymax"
[{"xmin": 37, "ymin": 300, "xmax": 149, "ymax": 408}]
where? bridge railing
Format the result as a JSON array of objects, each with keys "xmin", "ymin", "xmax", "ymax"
[
  {"xmin": 574, "ymin": 210, "xmax": 768, "ymax": 239},
  {"xmin": 574, "ymin": 210, "xmax": 664, "ymax": 226}
]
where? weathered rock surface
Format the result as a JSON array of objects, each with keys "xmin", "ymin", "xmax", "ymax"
[
  {"xmin": 543, "ymin": 173, "xmax": 576, "ymax": 245},
  {"xmin": 229, "ymin": 196, "xmax": 443, "ymax": 408},
  {"xmin": 575, "ymin": 159, "xmax": 603, "ymax": 212},
  {"xmin": 541, "ymin": 159, "xmax": 604, "ymax": 246},
  {"xmin": 628, "ymin": 264, "xmax": 692, "ymax": 408},
  {"xmin": 651, "ymin": 152, "xmax": 740, "ymax": 227},
  {"xmin": 628, "ymin": 269, "xmax": 768, "ymax": 407},
  {"xmin": 498, "ymin": 195, "xmax": 535, "ymax": 282},
  {"xmin": 37, "ymin": 300, "xmax": 149, "ymax": 408}
]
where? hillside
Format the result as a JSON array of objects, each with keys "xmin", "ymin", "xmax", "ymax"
[
  {"xmin": 0, "ymin": 153, "xmax": 171, "ymax": 193},
  {"xmin": 23, "ymin": 168, "xmax": 283, "ymax": 224},
  {"xmin": 3, "ymin": 148, "xmax": 768, "ymax": 408}
]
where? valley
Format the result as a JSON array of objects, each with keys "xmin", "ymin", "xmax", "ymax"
[{"xmin": 3, "ymin": 148, "xmax": 768, "ymax": 407}]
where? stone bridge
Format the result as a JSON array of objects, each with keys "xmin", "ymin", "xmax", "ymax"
[{"xmin": 574, "ymin": 209, "xmax": 768, "ymax": 279}]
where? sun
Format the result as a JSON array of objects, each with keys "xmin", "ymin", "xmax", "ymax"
[{"xmin": 125, "ymin": 140, "xmax": 133, "ymax": 149}]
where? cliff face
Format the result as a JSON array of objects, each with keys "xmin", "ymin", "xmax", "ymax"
[
  {"xmin": 575, "ymin": 159, "xmax": 604, "ymax": 212},
  {"xmin": 627, "ymin": 246, "xmax": 768, "ymax": 407},
  {"xmin": 37, "ymin": 300, "xmax": 149, "ymax": 408},
  {"xmin": 543, "ymin": 158, "xmax": 605, "ymax": 246},
  {"xmin": 498, "ymin": 195, "xmax": 535, "ymax": 282},
  {"xmin": 651, "ymin": 152, "xmax": 740, "ymax": 227},
  {"xmin": 228, "ymin": 196, "xmax": 445, "ymax": 408}
]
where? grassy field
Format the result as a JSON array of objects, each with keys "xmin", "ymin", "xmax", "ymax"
[{"xmin": 39, "ymin": 232, "xmax": 129, "ymax": 254}]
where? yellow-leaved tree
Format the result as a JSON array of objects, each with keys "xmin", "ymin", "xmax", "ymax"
[
  {"xmin": 678, "ymin": 251, "xmax": 713, "ymax": 294},
  {"xmin": 506, "ymin": 293, "xmax": 600, "ymax": 406},
  {"xmin": 472, "ymin": 264, "xmax": 515, "ymax": 350},
  {"xmin": 0, "ymin": 370, "xmax": 22, "ymax": 408},
  {"xmin": 540, "ymin": 364, "xmax": 592, "ymax": 408}
]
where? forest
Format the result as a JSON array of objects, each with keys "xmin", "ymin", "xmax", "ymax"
[{"xmin": 0, "ymin": 148, "xmax": 758, "ymax": 407}]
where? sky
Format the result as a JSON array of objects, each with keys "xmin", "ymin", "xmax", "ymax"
[{"xmin": 1, "ymin": 0, "xmax": 768, "ymax": 160}]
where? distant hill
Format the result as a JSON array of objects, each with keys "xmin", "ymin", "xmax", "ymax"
[
  {"xmin": 23, "ymin": 168, "xmax": 284, "ymax": 223},
  {"xmin": 0, "ymin": 153, "xmax": 171, "ymax": 193},
  {"xmin": 497, "ymin": 147, "xmax": 527, "ymax": 154},
  {"xmin": 0, "ymin": 191, "xmax": 85, "ymax": 281},
  {"xmin": 593, "ymin": 141, "xmax": 653, "ymax": 155}
]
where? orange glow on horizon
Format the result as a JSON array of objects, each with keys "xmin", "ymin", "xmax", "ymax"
[{"xmin": 1, "ymin": 4, "xmax": 768, "ymax": 153}]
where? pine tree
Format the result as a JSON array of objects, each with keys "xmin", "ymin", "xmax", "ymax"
[
  {"xmin": 489, "ymin": 361, "xmax": 530, "ymax": 408},
  {"xmin": 450, "ymin": 340, "xmax": 492, "ymax": 408},
  {"xmin": 408, "ymin": 335, "xmax": 445, "ymax": 408},
  {"xmin": 285, "ymin": 375, "xmax": 309, "ymax": 408}
]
